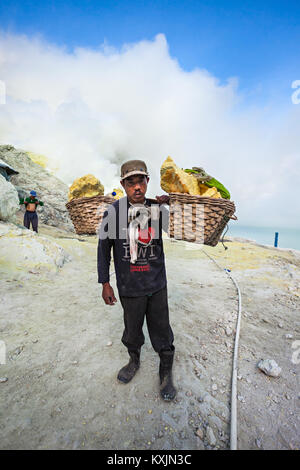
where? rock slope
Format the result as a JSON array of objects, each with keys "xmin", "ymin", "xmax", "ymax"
[{"xmin": 0, "ymin": 145, "xmax": 74, "ymax": 231}]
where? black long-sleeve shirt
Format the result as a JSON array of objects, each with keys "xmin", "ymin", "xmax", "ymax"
[{"xmin": 97, "ymin": 197, "xmax": 169, "ymax": 297}]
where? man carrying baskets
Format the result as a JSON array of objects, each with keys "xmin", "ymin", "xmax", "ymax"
[{"xmin": 97, "ymin": 160, "xmax": 177, "ymax": 401}]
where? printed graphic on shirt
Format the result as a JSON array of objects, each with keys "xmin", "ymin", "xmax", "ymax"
[
  {"xmin": 130, "ymin": 264, "xmax": 150, "ymax": 272},
  {"xmin": 122, "ymin": 225, "xmax": 160, "ymax": 272}
]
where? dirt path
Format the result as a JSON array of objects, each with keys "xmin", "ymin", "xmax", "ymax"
[{"xmin": 0, "ymin": 226, "xmax": 299, "ymax": 450}]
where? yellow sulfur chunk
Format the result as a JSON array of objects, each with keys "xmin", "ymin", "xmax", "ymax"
[
  {"xmin": 112, "ymin": 188, "xmax": 124, "ymax": 199},
  {"xmin": 68, "ymin": 174, "xmax": 104, "ymax": 201},
  {"xmin": 200, "ymin": 185, "xmax": 222, "ymax": 198},
  {"xmin": 161, "ymin": 156, "xmax": 222, "ymax": 198},
  {"xmin": 160, "ymin": 156, "xmax": 201, "ymax": 195}
]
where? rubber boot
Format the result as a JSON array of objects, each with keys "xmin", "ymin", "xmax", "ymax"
[
  {"xmin": 117, "ymin": 349, "xmax": 140, "ymax": 384},
  {"xmin": 159, "ymin": 348, "xmax": 177, "ymax": 401}
]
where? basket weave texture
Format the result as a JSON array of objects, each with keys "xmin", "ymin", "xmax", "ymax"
[
  {"xmin": 66, "ymin": 195, "xmax": 115, "ymax": 235},
  {"xmin": 169, "ymin": 192, "xmax": 237, "ymax": 247}
]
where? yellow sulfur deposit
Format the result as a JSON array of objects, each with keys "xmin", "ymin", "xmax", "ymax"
[
  {"xmin": 160, "ymin": 156, "xmax": 221, "ymax": 198},
  {"xmin": 106, "ymin": 188, "xmax": 124, "ymax": 199},
  {"xmin": 68, "ymin": 174, "xmax": 104, "ymax": 201},
  {"xmin": 160, "ymin": 156, "xmax": 201, "ymax": 195},
  {"xmin": 27, "ymin": 151, "xmax": 59, "ymax": 174},
  {"xmin": 198, "ymin": 183, "xmax": 221, "ymax": 198},
  {"xmin": 27, "ymin": 151, "xmax": 48, "ymax": 169},
  {"xmin": 112, "ymin": 188, "xmax": 124, "ymax": 199}
]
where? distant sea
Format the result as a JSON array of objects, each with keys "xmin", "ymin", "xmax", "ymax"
[{"xmin": 226, "ymin": 224, "xmax": 300, "ymax": 252}]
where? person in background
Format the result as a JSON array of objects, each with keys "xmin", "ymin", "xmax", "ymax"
[{"xmin": 19, "ymin": 190, "xmax": 44, "ymax": 233}]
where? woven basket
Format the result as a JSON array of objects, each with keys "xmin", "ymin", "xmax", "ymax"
[
  {"xmin": 66, "ymin": 195, "xmax": 115, "ymax": 235},
  {"xmin": 168, "ymin": 192, "xmax": 237, "ymax": 247}
]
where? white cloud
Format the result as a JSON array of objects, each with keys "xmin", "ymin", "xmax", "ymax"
[{"xmin": 0, "ymin": 31, "xmax": 299, "ymax": 228}]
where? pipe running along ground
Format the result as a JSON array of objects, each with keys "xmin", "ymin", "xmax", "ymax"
[{"xmin": 201, "ymin": 248, "xmax": 242, "ymax": 450}]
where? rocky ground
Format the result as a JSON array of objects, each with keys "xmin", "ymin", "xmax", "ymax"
[{"xmin": 0, "ymin": 222, "xmax": 299, "ymax": 450}]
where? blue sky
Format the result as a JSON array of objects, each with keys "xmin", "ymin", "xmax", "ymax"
[{"xmin": 1, "ymin": 0, "xmax": 300, "ymax": 103}]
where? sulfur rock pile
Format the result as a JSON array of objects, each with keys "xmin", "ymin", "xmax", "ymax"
[
  {"xmin": 160, "ymin": 156, "xmax": 222, "ymax": 198},
  {"xmin": 68, "ymin": 174, "xmax": 104, "ymax": 201}
]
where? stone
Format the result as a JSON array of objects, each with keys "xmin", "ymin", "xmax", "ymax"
[
  {"xmin": 255, "ymin": 438, "xmax": 262, "ymax": 448},
  {"xmin": 257, "ymin": 359, "xmax": 281, "ymax": 377},
  {"xmin": 0, "ymin": 377, "xmax": 8, "ymax": 383},
  {"xmin": 0, "ymin": 222, "xmax": 70, "ymax": 278},
  {"xmin": 68, "ymin": 174, "xmax": 104, "ymax": 201},
  {"xmin": 225, "ymin": 326, "xmax": 232, "ymax": 336},
  {"xmin": 206, "ymin": 426, "xmax": 217, "ymax": 446},
  {"xmin": 0, "ymin": 174, "xmax": 20, "ymax": 222},
  {"xmin": 196, "ymin": 428, "xmax": 204, "ymax": 439}
]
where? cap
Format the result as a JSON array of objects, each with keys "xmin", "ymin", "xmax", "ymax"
[
  {"xmin": 120, "ymin": 160, "xmax": 149, "ymax": 181},
  {"xmin": 30, "ymin": 190, "xmax": 37, "ymax": 196}
]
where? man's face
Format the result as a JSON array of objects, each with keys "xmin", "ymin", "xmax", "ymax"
[{"xmin": 121, "ymin": 175, "xmax": 149, "ymax": 204}]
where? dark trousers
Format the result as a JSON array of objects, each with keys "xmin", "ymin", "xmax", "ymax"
[
  {"xmin": 119, "ymin": 286, "xmax": 174, "ymax": 354},
  {"xmin": 24, "ymin": 211, "xmax": 38, "ymax": 232}
]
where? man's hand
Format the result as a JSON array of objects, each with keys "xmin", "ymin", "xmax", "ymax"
[
  {"xmin": 155, "ymin": 195, "xmax": 170, "ymax": 205},
  {"xmin": 102, "ymin": 282, "xmax": 117, "ymax": 305}
]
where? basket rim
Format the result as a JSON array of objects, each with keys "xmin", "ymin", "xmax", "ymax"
[
  {"xmin": 66, "ymin": 194, "xmax": 115, "ymax": 209},
  {"xmin": 169, "ymin": 192, "xmax": 235, "ymax": 206}
]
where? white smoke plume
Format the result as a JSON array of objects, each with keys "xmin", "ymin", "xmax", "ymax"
[{"xmin": 0, "ymin": 31, "xmax": 299, "ymax": 227}]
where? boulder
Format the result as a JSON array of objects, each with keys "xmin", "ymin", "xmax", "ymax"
[
  {"xmin": 0, "ymin": 222, "xmax": 71, "ymax": 277},
  {"xmin": 0, "ymin": 174, "xmax": 20, "ymax": 221},
  {"xmin": 0, "ymin": 145, "xmax": 74, "ymax": 231}
]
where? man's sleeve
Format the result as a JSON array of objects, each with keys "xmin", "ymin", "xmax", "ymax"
[
  {"xmin": 38, "ymin": 200, "xmax": 44, "ymax": 206},
  {"xmin": 97, "ymin": 210, "xmax": 114, "ymax": 284}
]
